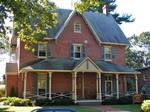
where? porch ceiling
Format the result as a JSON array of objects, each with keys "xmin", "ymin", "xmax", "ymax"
[{"xmin": 20, "ymin": 57, "xmax": 140, "ymax": 74}]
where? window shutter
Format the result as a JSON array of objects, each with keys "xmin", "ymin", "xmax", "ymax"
[
  {"xmin": 101, "ymin": 46, "xmax": 104, "ymax": 60},
  {"xmin": 70, "ymin": 45, "xmax": 74, "ymax": 58},
  {"xmin": 82, "ymin": 46, "xmax": 86, "ymax": 58},
  {"xmin": 112, "ymin": 47, "xmax": 116, "ymax": 59},
  {"xmin": 32, "ymin": 74, "xmax": 37, "ymax": 95},
  {"xmin": 33, "ymin": 44, "xmax": 38, "ymax": 56},
  {"xmin": 47, "ymin": 44, "xmax": 51, "ymax": 57}
]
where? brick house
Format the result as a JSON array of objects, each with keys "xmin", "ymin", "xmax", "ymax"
[{"xmin": 5, "ymin": 9, "xmax": 140, "ymax": 103}]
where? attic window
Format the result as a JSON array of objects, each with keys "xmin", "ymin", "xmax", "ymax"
[{"xmin": 74, "ymin": 23, "xmax": 81, "ymax": 33}]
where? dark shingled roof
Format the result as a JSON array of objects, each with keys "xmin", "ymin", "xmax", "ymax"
[
  {"xmin": 48, "ymin": 9, "xmax": 72, "ymax": 38},
  {"xmin": 95, "ymin": 60, "xmax": 135, "ymax": 73},
  {"xmin": 23, "ymin": 58, "xmax": 136, "ymax": 73},
  {"xmin": 47, "ymin": 9, "xmax": 129, "ymax": 45}
]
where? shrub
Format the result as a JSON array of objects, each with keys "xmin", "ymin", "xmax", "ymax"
[
  {"xmin": 53, "ymin": 99, "xmax": 74, "ymax": 105},
  {"xmin": 141, "ymin": 100, "xmax": 150, "ymax": 112},
  {"xmin": 0, "ymin": 97, "xmax": 7, "ymax": 102},
  {"xmin": 9, "ymin": 86, "xmax": 16, "ymax": 97},
  {"xmin": 102, "ymin": 95, "xmax": 133, "ymax": 105},
  {"xmin": 3, "ymin": 97, "xmax": 31, "ymax": 106},
  {"xmin": 34, "ymin": 98, "xmax": 74, "ymax": 106},
  {"xmin": 35, "ymin": 99, "xmax": 52, "ymax": 106}
]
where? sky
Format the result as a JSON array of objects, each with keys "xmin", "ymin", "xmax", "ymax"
[{"xmin": 0, "ymin": 0, "xmax": 150, "ymax": 80}]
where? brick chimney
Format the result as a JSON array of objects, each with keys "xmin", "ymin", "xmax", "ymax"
[{"xmin": 102, "ymin": 5, "xmax": 108, "ymax": 15}]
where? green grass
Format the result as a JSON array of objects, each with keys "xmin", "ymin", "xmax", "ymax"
[
  {"xmin": 112, "ymin": 104, "xmax": 141, "ymax": 112},
  {"xmin": 0, "ymin": 106, "xmax": 98, "ymax": 112}
]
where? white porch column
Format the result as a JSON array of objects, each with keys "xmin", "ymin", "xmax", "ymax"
[
  {"xmin": 98, "ymin": 72, "xmax": 102, "ymax": 101},
  {"xmin": 72, "ymin": 72, "xmax": 77, "ymax": 103},
  {"xmin": 135, "ymin": 74, "xmax": 138, "ymax": 94},
  {"xmin": 116, "ymin": 74, "xmax": 119, "ymax": 99},
  {"xmin": 23, "ymin": 72, "xmax": 27, "ymax": 98},
  {"xmin": 49, "ymin": 72, "xmax": 52, "ymax": 100}
]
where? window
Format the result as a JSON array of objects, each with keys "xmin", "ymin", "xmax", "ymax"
[
  {"xmin": 74, "ymin": 23, "xmax": 81, "ymax": 33},
  {"xmin": 105, "ymin": 75, "xmax": 113, "ymax": 95},
  {"xmin": 104, "ymin": 46, "xmax": 112, "ymax": 61},
  {"xmin": 38, "ymin": 43, "xmax": 47, "ymax": 58},
  {"xmin": 37, "ymin": 74, "xmax": 47, "ymax": 96},
  {"xmin": 73, "ymin": 44, "xmax": 82, "ymax": 59}
]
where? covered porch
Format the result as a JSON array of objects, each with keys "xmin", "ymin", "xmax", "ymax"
[{"xmin": 19, "ymin": 57, "xmax": 140, "ymax": 103}]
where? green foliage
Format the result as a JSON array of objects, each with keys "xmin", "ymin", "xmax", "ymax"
[
  {"xmin": 126, "ymin": 48, "xmax": 144, "ymax": 69},
  {"xmin": 127, "ymin": 32, "xmax": 150, "ymax": 68},
  {"xmin": 141, "ymin": 100, "xmax": 150, "ymax": 112},
  {"xmin": 0, "ymin": 97, "xmax": 7, "ymax": 102},
  {"xmin": 9, "ymin": 86, "xmax": 16, "ymax": 97},
  {"xmin": 34, "ymin": 98, "xmax": 74, "ymax": 106},
  {"xmin": 0, "ymin": 0, "xmax": 57, "ymax": 51},
  {"xmin": 75, "ymin": 0, "xmax": 134, "ymax": 24},
  {"xmin": 102, "ymin": 95, "xmax": 133, "ymax": 105},
  {"xmin": 3, "ymin": 97, "xmax": 31, "ymax": 106}
]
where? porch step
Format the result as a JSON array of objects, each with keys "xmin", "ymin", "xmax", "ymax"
[{"xmin": 77, "ymin": 100, "xmax": 101, "ymax": 105}]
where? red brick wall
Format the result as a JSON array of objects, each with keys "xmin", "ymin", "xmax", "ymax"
[
  {"xmin": 51, "ymin": 72, "xmax": 72, "ymax": 93},
  {"xmin": 113, "ymin": 45, "xmax": 126, "ymax": 66},
  {"xmin": 6, "ymin": 75, "xmax": 18, "ymax": 96}
]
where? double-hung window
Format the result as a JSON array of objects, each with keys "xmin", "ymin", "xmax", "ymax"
[
  {"xmin": 73, "ymin": 44, "xmax": 82, "ymax": 59},
  {"xmin": 74, "ymin": 23, "xmax": 81, "ymax": 33},
  {"xmin": 38, "ymin": 43, "xmax": 47, "ymax": 58},
  {"xmin": 104, "ymin": 46, "xmax": 112, "ymax": 61}
]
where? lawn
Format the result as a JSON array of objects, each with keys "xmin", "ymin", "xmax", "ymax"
[
  {"xmin": 0, "ymin": 106, "xmax": 98, "ymax": 112},
  {"xmin": 112, "ymin": 104, "xmax": 141, "ymax": 112}
]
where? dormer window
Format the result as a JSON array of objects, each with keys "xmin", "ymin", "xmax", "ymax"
[
  {"xmin": 104, "ymin": 46, "xmax": 112, "ymax": 61},
  {"xmin": 38, "ymin": 43, "xmax": 47, "ymax": 58},
  {"xmin": 74, "ymin": 23, "xmax": 81, "ymax": 33}
]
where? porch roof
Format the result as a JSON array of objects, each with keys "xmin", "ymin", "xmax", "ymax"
[{"xmin": 21, "ymin": 58, "xmax": 139, "ymax": 74}]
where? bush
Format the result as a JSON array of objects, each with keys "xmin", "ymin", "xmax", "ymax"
[
  {"xmin": 141, "ymin": 100, "xmax": 150, "ymax": 112},
  {"xmin": 102, "ymin": 95, "xmax": 133, "ymax": 105},
  {"xmin": 3, "ymin": 97, "xmax": 31, "ymax": 106},
  {"xmin": 35, "ymin": 99, "xmax": 52, "ymax": 106},
  {"xmin": 0, "ymin": 97, "xmax": 7, "ymax": 102},
  {"xmin": 34, "ymin": 98, "xmax": 74, "ymax": 106}
]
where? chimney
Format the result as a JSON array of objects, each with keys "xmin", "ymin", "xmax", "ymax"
[{"xmin": 102, "ymin": 5, "xmax": 108, "ymax": 15}]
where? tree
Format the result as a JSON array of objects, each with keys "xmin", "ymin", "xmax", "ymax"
[
  {"xmin": 0, "ymin": 0, "xmax": 57, "ymax": 51},
  {"xmin": 75, "ymin": 0, "xmax": 134, "ymax": 24},
  {"xmin": 126, "ymin": 32, "xmax": 150, "ymax": 68}
]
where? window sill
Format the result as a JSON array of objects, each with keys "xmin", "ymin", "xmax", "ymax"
[
  {"xmin": 38, "ymin": 56, "xmax": 47, "ymax": 59},
  {"xmin": 104, "ymin": 59, "xmax": 112, "ymax": 62},
  {"xmin": 74, "ymin": 31, "xmax": 81, "ymax": 33}
]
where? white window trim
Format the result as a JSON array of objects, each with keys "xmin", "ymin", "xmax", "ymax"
[
  {"xmin": 74, "ymin": 22, "xmax": 81, "ymax": 33},
  {"xmin": 73, "ymin": 44, "xmax": 83, "ymax": 60},
  {"xmin": 38, "ymin": 43, "xmax": 47, "ymax": 58},
  {"xmin": 104, "ymin": 46, "xmax": 112, "ymax": 61}
]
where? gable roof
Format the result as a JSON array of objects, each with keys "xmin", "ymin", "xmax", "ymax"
[
  {"xmin": 21, "ymin": 58, "xmax": 139, "ymax": 74},
  {"xmin": 47, "ymin": 9, "xmax": 129, "ymax": 45}
]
